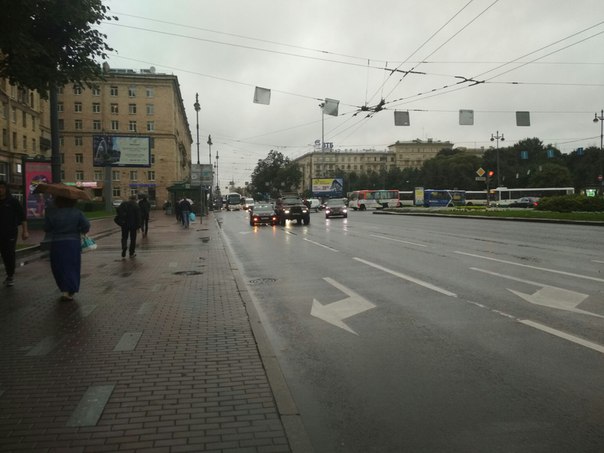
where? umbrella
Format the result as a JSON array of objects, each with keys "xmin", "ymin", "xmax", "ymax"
[{"xmin": 34, "ymin": 183, "xmax": 92, "ymax": 201}]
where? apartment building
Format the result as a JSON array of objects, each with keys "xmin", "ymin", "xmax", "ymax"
[
  {"xmin": 57, "ymin": 65, "xmax": 192, "ymax": 206},
  {"xmin": 294, "ymin": 139, "xmax": 454, "ymax": 192},
  {"xmin": 0, "ymin": 78, "xmax": 51, "ymax": 198}
]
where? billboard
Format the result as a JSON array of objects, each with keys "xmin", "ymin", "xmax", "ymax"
[
  {"xmin": 312, "ymin": 178, "xmax": 344, "ymax": 197},
  {"xmin": 93, "ymin": 136, "xmax": 150, "ymax": 167},
  {"xmin": 23, "ymin": 160, "xmax": 52, "ymax": 220}
]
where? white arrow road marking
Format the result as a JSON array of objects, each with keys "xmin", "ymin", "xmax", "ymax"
[
  {"xmin": 354, "ymin": 257, "xmax": 457, "ymax": 297},
  {"xmin": 518, "ymin": 320, "xmax": 604, "ymax": 354},
  {"xmin": 370, "ymin": 234, "xmax": 426, "ymax": 247},
  {"xmin": 311, "ymin": 277, "xmax": 376, "ymax": 335},
  {"xmin": 456, "ymin": 251, "xmax": 604, "ymax": 283},
  {"xmin": 471, "ymin": 267, "xmax": 603, "ymax": 318}
]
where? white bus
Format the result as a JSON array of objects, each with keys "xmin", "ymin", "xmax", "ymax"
[
  {"xmin": 225, "ymin": 192, "xmax": 242, "ymax": 211},
  {"xmin": 493, "ymin": 187, "xmax": 575, "ymax": 206},
  {"xmin": 465, "ymin": 190, "xmax": 489, "ymax": 206},
  {"xmin": 398, "ymin": 190, "xmax": 414, "ymax": 206},
  {"xmin": 348, "ymin": 189, "xmax": 400, "ymax": 210}
]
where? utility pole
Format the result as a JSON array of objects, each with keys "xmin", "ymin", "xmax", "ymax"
[
  {"xmin": 490, "ymin": 131, "xmax": 504, "ymax": 188},
  {"xmin": 593, "ymin": 110, "xmax": 603, "ymax": 195},
  {"xmin": 194, "ymin": 94, "xmax": 201, "ymax": 165}
]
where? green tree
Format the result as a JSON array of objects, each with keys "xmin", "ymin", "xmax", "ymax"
[
  {"xmin": 422, "ymin": 150, "xmax": 482, "ymax": 189},
  {"xmin": 528, "ymin": 163, "xmax": 573, "ymax": 187},
  {"xmin": 563, "ymin": 147, "xmax": 602, "ymax": 192},
  {"xmin": 0, "ymin": 0, "xmax": 116, "ymax": 93},
  {"xmin": 251, "ymin": 150, "xmax": 302, "ymax": 199}
]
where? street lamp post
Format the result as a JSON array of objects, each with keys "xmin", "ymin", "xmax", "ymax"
[
  {"xmin": 194, "ymin": 94, "xmax": 201, "ymax": 165},
  {"xmin": 207, "ymin": 135, "xmax": 213, "ymax": 208},
  {"xmin": 594, "ymin": 110, "xmax": 604, "ymax": 194},
  {"xmin": 490, "ymin": 131, "xmax": 505, "ymax": 188}
]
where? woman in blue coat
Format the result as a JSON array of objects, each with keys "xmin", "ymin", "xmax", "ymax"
[{"xmin": 44, "ymin": 196, "xmax": 90, "ymax": 301}]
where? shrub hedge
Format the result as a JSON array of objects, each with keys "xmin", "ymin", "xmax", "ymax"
[{"xmin": 535, "ymin": 195, "xmax": 604, "ymax": 212}]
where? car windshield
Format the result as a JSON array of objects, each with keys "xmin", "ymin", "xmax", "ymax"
[
  {"xmin": 254, "ymin": 204, "xmax": 272, "ymax": 210},
  {"xmin": 326, "ymin": 199, "xmax": 345, "ymax": 206}
]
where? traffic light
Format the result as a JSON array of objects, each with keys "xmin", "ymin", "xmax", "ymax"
[{"xmin": 487, "ymin": 170, "xmax": 494, "ymax": 178}]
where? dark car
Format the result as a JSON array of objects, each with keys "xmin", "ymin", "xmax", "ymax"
[
  {"xmin": 250, "ymin": 203, "xmax": 278, "ymax": 226},
  {"xmin": 509, "ymin": 197, "xmax": 540, "ymax": 208},
  {"xmin": 325, "ymin": 198, "xmax": 348, "ymax": 219}
]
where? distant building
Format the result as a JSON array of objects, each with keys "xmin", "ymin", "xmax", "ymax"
[
  {"xmin": 293, "ymin": 139, "xmax": 454, "ymax": 192},
  {"xmin": 57, "ymin": 65, "xmax": 192, "ymax": 206},
  {"xmin": 0, "ymin": 78, "xmax": 51, "ymax": 197}
]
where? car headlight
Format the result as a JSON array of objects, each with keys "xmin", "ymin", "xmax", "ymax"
[
  {"xmin": 284, "ymin": 209, "xmax": 290, "ymax": 214},
  {"xmin": 343, "ymin": 208, "xmax": 347, "ymax": 213},
  {"xmin": 325, "ymin": 209, "xmax": 331, "ymax": 214},
  {"xmin": 302, "ymin": 208, "xmax": 308, "ymax": 213}
]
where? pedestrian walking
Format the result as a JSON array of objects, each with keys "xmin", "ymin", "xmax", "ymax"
[
  {"xmin": 0, "ymin": 181, "xmax": 29, "ymax": 287},
  {"xmin": 138, "ymin": 194, "xmax": 151, "ymax": 238},
  {"xmin": 179, "ymin": 198, "xmax": 192, "ymax": 229},
  {"xmin": 117, "ymin": 195, "xmax": 142, "ymax": 258},
  {"xmin": 43, "ymin": 196, "xmax": 90, "ymax": 301}
]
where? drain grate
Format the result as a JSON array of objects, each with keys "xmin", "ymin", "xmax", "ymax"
[
  {"xmin": 173, "ymin": 270, "xmax": 203, "ymax": 276},
  {"xmin": 249, "ymin": 277, "xmax": 277, "ymax": 286}
]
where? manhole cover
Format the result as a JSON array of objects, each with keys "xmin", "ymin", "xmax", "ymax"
[
  {"xmin": 249, "ymin": 278, "xmax": 277, "ymax": 285},
  {"xmin": 173, "ymin": 271, "xmax": 203, "ymax": 276}
]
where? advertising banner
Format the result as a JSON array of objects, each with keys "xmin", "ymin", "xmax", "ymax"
[
  {"xmin": 312, "ymin": 178, "xmax": 344, "ymax": 197},
  {"xmin": 93, "ymin": 136, "xmax": 150, "ymax": 167},
  {"xmin": 24, "ymin": 160, "xmax": 52, "ymax": 220}
]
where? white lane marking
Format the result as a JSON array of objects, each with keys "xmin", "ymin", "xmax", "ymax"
[
  {"xmin": 370, "ymin": 234, "xmax": 426, "ymax": 247},
  {"xmin": 303, "ymin": 238, "xmax": 339, "ymax": 252},
  {"xmin": 592, "ymin": 259, "xmax": 604, "ymax": 264},
  {"xmin": 354, "ymin": 257, "xmax": 457, "ymax": 297},
  {"xmin": 311, "ymin": 277, "xmax": 376, "ymax": 335},
  {"xmin": 470, "ymin": 267, "xmax": 602, "ymax": 318},
  {"xmin": 518, "ymin": 320, "xmax": 604, "ymax": 354},
  {"xmin": 455, "ymin": 251, "xmax": 604, "ymax": 283}
]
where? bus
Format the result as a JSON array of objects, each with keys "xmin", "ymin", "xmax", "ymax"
[
  {"xmin": 493, "ymin": 187, "xmax": 574, "ymax": 206},
  {"xmin": 398, "ymin": 190, "xmax": 414, "ymax": 206},
  {"xmin": 423, "ymin": 189, "xmax": 466, "ymax": 207},
  {"xmin": 465, "ymin": 190, "xmax": 489, "ymax": 206},
  {"xmin": 348, "ymin": 189, "xmax": 400, "ymax": 210},
  {"xmin": 225, "ymin": 192, "xmax": 242, "ymax": 211}
]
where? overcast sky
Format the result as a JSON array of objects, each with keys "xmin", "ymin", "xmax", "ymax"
[{"xmin": 99, "ymin": 0, "xmax": 604, "ymax": 187}]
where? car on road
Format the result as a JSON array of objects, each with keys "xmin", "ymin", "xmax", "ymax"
[
  {"xmin": 325, "ymin": 198, "xmax": 348, "ymax": 219},
  {"xmin": 508, "ymin": 197, "xmax": 540, "ymax": 208},
  {"xmin": 243, "ymin": 197, "xmax": 255, "ymax": 210},
  {"xmin": 249, "ymin": 203, "xmax": 278, "ymax": 226},
  {"xmin": 307, "ymin": 198, "xmax": 322, "ymax": 212}
]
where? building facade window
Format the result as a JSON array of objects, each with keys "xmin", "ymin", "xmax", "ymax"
[
  {"xmin": 58, "ymin": 119, "xmax": 64, "ymax": 130},
  {"xmin": 12, "ymin": 132, "xmax": 17, "ymax": 149},
  {"xmin": 112, "ymin": 188, "xmax": 121, "ymax": 197},
  {"xmin": 22, "ymin": 135, "xmax": 27, "ymax": 150},
  {"xmin": 130, "ymin": 170, "xmax": 137, "ymax": 181},
  {"xmin": 75, "ymin": 119, "xmax": 83, "ymax": 130},
  {"xmin": 128, "ymin": 104, "xmax": 137, "ymax": 114},
  {"xmin": 57, "ymin": 102, "xmax": 64, "ymax": 113},
  {"xmin": 75, "ymin": 153, "xmax": 83, "ymax": 163},
  {"xmin": 112, "ymin": 171, "xmax": 120, "ymax": 181},
  {"xmin": 22, "ymin": 112, "xmax": 27, "ymax": 127},
  {"xmin": 146, "ymin": 121, "xmax": 155, "ymax": 132},
  {"xmin": 146, "ymin": 104, "xmax": 154, "ymax": 115},
  {"xmin": 111, "ymin": 103, "xmax": 119, "ymax": 114},
  {"xmin": 73, "ymin": 85, "xmax": 82, "ymax": 95},
  {"xmin": 111, "ymin": 120, "xmax": 119, "ymax": 131},
  {"xmin": 93, "ymin": 120, "xmax": 101, "ymax": 130},
  {"xmin": 92, "ymin": 103, "xmax": 101, "ymax": 113},
  {"xmin": 110, "ymin": 86, "xmax": 118, "ymax": 96},
  {"xmin": 128, "ymin": 86, "xmax": 136, "ymax": 97},
  {"xmin": 92, "ymin": 85, "xmax": 101, "ymax": 96},
  {"xmin": 146, "ymin": 87, "xmax": 154, "ymax": 97},
  {"xmin": 94, "ymin": 170, "xmax": 102, "ymax": 180},
  {"xmin": 147, "ymin": 171, "xmax": 155, "ymax": 181},
  {"xmin": 75, "ymin": 171, "xmax": 84, "ymax": 181},
  {"xmin": 128, "ymin": 121, "xmax": 137, "ymax": 132},
  {"xmin": 75, "ymin": 136, "xmax": 83, "ymax": 146},
  {"xmin": 74, "ymin": 102, "xmax": 82, "ymax": 112}
]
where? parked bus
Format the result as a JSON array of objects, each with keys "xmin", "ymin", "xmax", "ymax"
[
  {"xmin": 348, "ymin": 189, "xmax": 400, "ymax": 210},
  {"xmin": 465, "ymin": 190, "xmax": 489, "ymax": 206},
  {"xmin": 398, "ymin": 190, "xmax": 414, "ymax": 206},
  {"xmin": 423, "ymin": 189, "xmax": 466, "ymax": 207},
  {"xmin": 493, "ymin": 187, "xmax": 574, "ymax": 206},
  {"xmin": 225, "ymin": 192, "xmax": 242, "ymax": 211}
]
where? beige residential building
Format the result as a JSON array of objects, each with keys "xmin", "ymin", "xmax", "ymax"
[
  {"xmin": 0, "ymin": 78, "xmax": 51, "ymax": 198},
  {"xmin": 294, "ymin": 139, "xmax": 454, "ymax": 192},
  {"xmin": 57, "ymin": 66, "xmax": 192, "ymax": 206}
]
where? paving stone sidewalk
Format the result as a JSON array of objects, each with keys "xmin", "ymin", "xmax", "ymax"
[{"xmin": 0, "ymin": 212, "xmax": 300, "ymax": 452}]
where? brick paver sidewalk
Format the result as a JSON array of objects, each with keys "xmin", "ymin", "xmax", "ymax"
[{"xmin": 1, "ymin": 212, "xmax": 307, "ymax": 452}]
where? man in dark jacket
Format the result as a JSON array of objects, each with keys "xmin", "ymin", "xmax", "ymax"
[
  {"xmin": 117, "ymin": 195, "xmax": 142, "ymax": 258},
  {"xmin": 138, "ymin": 194, "xmax": 151, "ymax": 238},
  {"xmin": 0, "ymin": 181, "xmax": 29, "ymax": 286}
]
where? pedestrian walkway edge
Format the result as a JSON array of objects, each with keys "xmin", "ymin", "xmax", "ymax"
[{"xmin": 217, "ymin": 218, "xmax": 315, "ymax": 453}]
